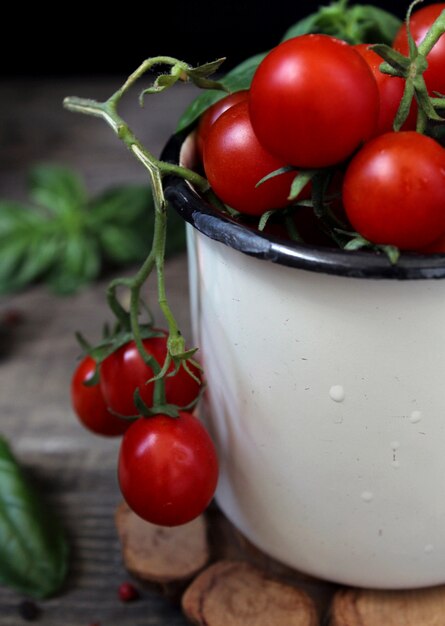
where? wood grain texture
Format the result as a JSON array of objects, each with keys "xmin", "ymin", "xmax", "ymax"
[
  {"xmin": 0, "ymin": 79, "xmax": 196, "ymax": 625},
  {"xmin": 115, "ymin": 502, "xmax": 209, "ymax": 584},
  {"xmin": 182, "ymin": 560, "xmax": 319, "ymax": 626},
  {"xmin": 330, "ymin": 587, "xmax": 445, "ymax": 626}
]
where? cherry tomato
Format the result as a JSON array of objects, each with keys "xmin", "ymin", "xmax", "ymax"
[
  {"xmin": 196, "ymin": 90, "xmax": 249, "ymax": 159},
  {"xmin": 249, "ymin": 34, "xmax": 379, "ymax": 168},
  {"xmin": 419, "ymin": 230, "xmax": 445, "ymax": 253},
  {"xmin": 203, "ymin": 101, "xmax": 305, "ymax": 215},
  {"xmin": 71, "ymin": 355, "xmax": 130, "ymax": 436},
  {"xmin": 100, "ymin": 333, "xmax": 202, "ymax": 417},
  {"xmin": 118, "ymin": 412, "xmax": 219, "ymax": 526},
  {"xmin": 343, "ymin": 131, "xmax": 445, "ymax": 250},
  {"xmin": 393, "ymin": 3, "xmax": 445, "ymax": 96},
  {"xmin": 354, "ymin": 44, "xmax": 416, "ymax": 135}
]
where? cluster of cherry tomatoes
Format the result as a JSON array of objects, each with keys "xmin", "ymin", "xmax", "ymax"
[
  {"xmin": 70, "ymin": 2, "xmax": 445, "ymax": 531},
  {"xmin": 71, "ymin": 332, "xmax": 218, "ymax": 527},
  {"xmin": 198, "ymin": 3, "xmax": 445, "ymax": 252}
]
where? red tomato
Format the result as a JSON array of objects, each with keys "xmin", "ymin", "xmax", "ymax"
[
  {"xmin": 343, "ymin": 131, "xmax": 445, "ymax": 250},
  {"xmin": 71, "ymin": 355, "xmax": 130, "ymax": 436},
  {"xmin": 249, "ymin": 34, "xmax": 379, "ymax": 168},
  {"xmin": 196, "ymin": 90, "xmax": 249, "ymax": 159},
  {"xmin": 203, "ymin": 101, "xmax": 305, "ymax": 215},
  {"xmin": 393, "ymin": 3, "xmax": 445, "ymax": 96},
  {"xmin": 118, "ymin": 412, "xmax": 219, "ymax": 526},
  {"xmin": 354, "ymin": 44, "xmax": 416, "ymax": 135},
  {"xmin": 100, "ymin": 333, "xmax": 202, "ymax": 417},
  {"xmin": 419, "ymin": 230, "xmax": 445, "ymax": 253}
]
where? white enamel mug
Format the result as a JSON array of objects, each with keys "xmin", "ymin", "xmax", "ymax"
[{"xmin": 163, "ymin": 132, "xmax": 445, "ymax": 589}]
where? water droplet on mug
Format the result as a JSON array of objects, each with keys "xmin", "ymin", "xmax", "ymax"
[
  {"xmin": 424, "ymin": 544, "xmax": 434, "ymax": 554},
  {"xmin": 391, "ymin": 441, "xmax": 400, "ymax": 450},
  {"xmin": 410, "ymin": 410, "xmax": 422, "ymax": 424},
  {"xmin": 361, "ymin": 491, "xmax": 374, "ymax": 503},
  {"xmin": 329, "ymin": 385, "xmax": 345, "ymax": 402}
]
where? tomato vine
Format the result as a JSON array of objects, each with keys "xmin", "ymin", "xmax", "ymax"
[
  {"xmin": 374, "ymin": 0, "xmax": 445, "ymax": 131},
  {"xmin": 64, "ymin": 57, "xmax": 227, "ymax": 404}
]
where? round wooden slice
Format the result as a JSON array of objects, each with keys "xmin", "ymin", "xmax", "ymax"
[
  {"xmin": 331, "ymin": 586, "xmax": 445, "ymax": 625},
  {"xmin": 115, "ymin": 501, "xmax": 209, "ymax": 584},
  {"xmin": 182, "ymin": 560, "xmax": 318, "ymax": 626}
]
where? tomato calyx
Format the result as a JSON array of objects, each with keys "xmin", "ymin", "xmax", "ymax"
[
  {"xmin": 162, "ymin": 58, "xmax": 227, "ymax": 92},
  {"xmin": 255, "ymin": 167, "xmax": 317, "ymax": 203},
  {"xmin": 76, "ymin": 324, "xmax": 166, "ymax": 383},
  {"xmin": 371, "ymin": 0, "xmax": 445, "ymax": 133},
  {"xmin": 132, "ymin": 381, "xmax": 206, "ymax": 419},
  {"xmin": 255, "ymin": 166, "xmax": 404, "ymax": 262},
  {"xmin": 76, "ymin": 323, "xmax": 204, "ymax": 420},
  {"xmin": 339, "ymin": 230, "xmax": 401, "ymax": 264},
  {"xmin": 257, "ymin": 168, "xmax": 349, "ymax": 249}
]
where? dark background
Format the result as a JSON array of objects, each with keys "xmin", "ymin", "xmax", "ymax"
[{"xmin": 7, "ymin": 0, "xmax": 411, "ymax": 77}]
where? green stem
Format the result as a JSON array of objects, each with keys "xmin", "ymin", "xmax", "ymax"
[
  {"xmin": 417, "ymin": 8, "xmax": 445, "ymax": 56},
  {"xmin": 107, "ymin": 278, "xmax": 132, "ymax": 328},
  {"xmin": 63, "ymin": 97, "xmax": 209, "ymax": 194},
  {"xmin": 128, "ymin": 263, "xmax": 167, "ymax": 407},
  {"xmin": 150, "ymin": 184, "xmax": 185, "ymax": 356},
  {"xmin": 109, "ymin": 56, "xmax": 190, "ymax": 105},
  {"xmin": 63, "ymin": 58, "xmax": 212, "ymax": 396},
  {"xmin": 154, "ymin": 207, "xmax": 177, "ymax": 337}
]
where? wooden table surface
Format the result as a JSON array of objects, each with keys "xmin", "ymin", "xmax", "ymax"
[{"xmin": 0, "ymin": 78, "xmax": 199, "ymax": 625}]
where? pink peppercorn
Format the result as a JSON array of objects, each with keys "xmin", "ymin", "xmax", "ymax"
[{"xmin": 118, "ymin": 582, "xmax": 139, "ymax": 602}]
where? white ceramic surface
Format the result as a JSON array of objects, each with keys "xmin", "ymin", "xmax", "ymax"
[{"xmin": 186, "ymin": 224, "xmax": 445, "ymax": 589}]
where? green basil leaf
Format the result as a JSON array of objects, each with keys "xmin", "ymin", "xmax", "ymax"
[
  {"xmin": 0, "ymin": 202, "xmax": 45, "ymax": 235},
  {"xmin": 0, "ymin": 166, "xmax": 172, "ymax": 293},
  {"xmin": 281, "ymin": 2, "xmax": 401, "ymax": 45},
  {"xmin": 0, "ymin": 436, "xmax": 68, "ymax": 598},
  {"xmin": 28, "ymin": 164, "xmax": 86, "ymax": 216},
  {"xmin": 176, "ymin": 52, "xmax": 267, "ymax": 131},
  {"xmin": 98, "ymin": 206, "xmax": 186, "ymax": 263},
  {"xmin": 89, "ymin": 185, "xmax": 153, "ymax": 226},
  {"xmin": 48, "ymin": 235, "xmax": 100, "ymax": 295},
  {"xmin": 0, "ymin": 202, "xmax": 31, "ymax": 233},
  {"xmin": 350, "ymin": 5, "xmax": 402, "ymax": 45},
  {"xmin": 0, "ymin": 238, "xmax": 31, "ymax": 292},
  {"xmin": 98, "ymin": 225, "xmax": 149, "ymax": 264},
  {"xmin": 11, "ymin": 236, "xmax": 60, "ymax": 289},
  {"xmin": 280, "ymin": 13, "xmax": 324, "ymax": 40}
]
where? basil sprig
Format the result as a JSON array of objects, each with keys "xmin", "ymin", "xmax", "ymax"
[
  {"xmin": 281, "ymin": 1, "xmax": 402, "ymax": 45},
  {"xmin": 0, "ymin": 164, "xmax": 186, "ymax": 295},
  {"xmin": 0, "ymin": 436, "xmax": 68, "ymax": 598}
]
